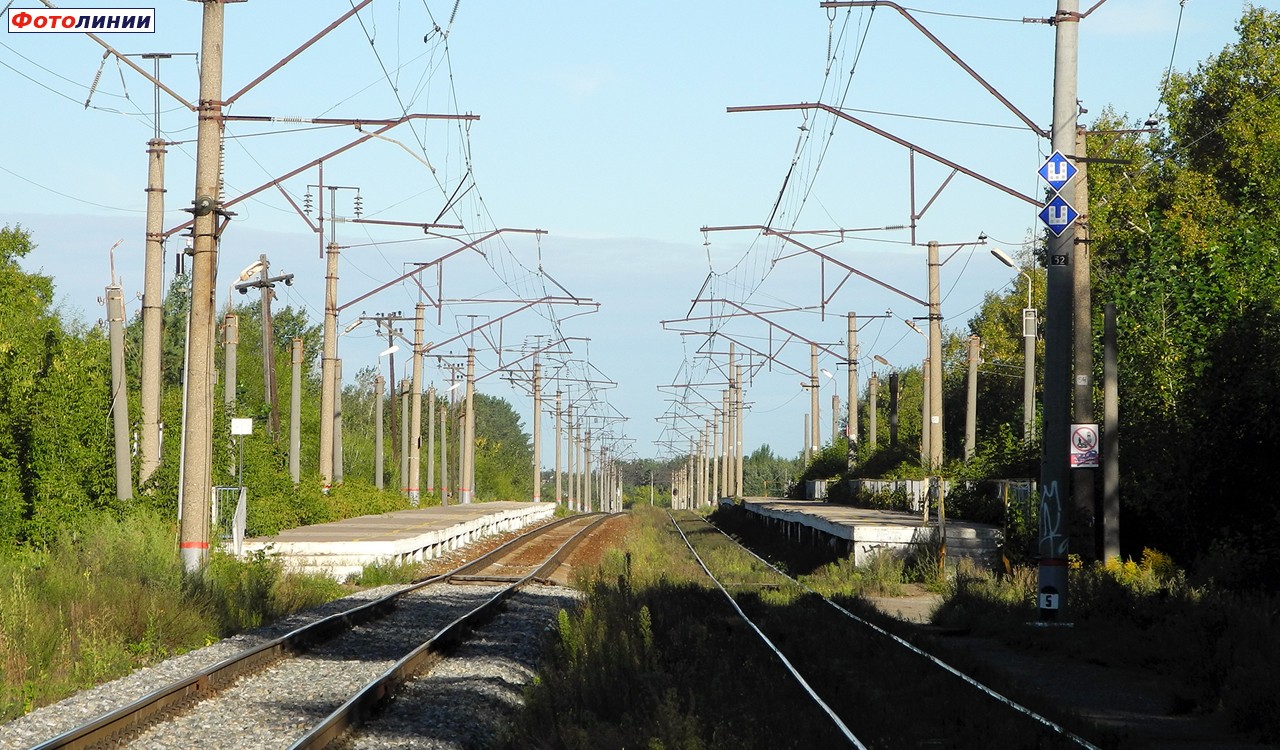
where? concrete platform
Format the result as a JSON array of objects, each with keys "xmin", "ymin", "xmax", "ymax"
[
  {"xmin": 737, "ymin": 498, "xmax": 1002, "ymax": 568},
  {"xmin": 241, "ymin": 501, "xmax": 557, "ymax": 580}
]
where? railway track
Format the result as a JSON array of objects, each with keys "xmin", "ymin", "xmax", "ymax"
[
  {"xmin": 668, "ymin": 509, "xmax": 1103, "ymax": 749},
  {"xmin": 27, "ymin": 513, "xmax": 613, "ymax": 750}
]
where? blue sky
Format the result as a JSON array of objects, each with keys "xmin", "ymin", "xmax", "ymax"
[{"xmin": 1, "ymin": 0, "xmax": 1260, "ymax": 462}]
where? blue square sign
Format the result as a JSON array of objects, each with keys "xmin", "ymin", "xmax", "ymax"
[
  {"xmin": 1038, "ymin": 150, "xmax": 1077, "ymax": 192},
  {"xmin": 1039, "ymin": 194, "xmax": 1078, "ymax": 236}
]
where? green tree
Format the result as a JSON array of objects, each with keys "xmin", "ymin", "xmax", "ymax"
[
  {"xmin": 0, "ymin": 225, "xmax": 119, "ymax": 544},
  {"xmin": 1083, "ymin": 6, "xmax": 1280, "ymax": 576}
]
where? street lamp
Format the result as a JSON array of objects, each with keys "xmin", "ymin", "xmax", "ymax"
[{"xmin": 991, "ymin": 248, "xmax": 1037, "ymax": 445}]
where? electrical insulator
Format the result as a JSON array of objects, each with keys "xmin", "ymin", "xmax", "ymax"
[
  {"xmin": 303, "ymin": 192, "xmax": 313, "ymax": 215},
  {"xmin": 353, "ymin": 193, "xmax": 364, "ymax": 218}
]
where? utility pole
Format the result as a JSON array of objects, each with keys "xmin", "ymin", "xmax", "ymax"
[
  {"xmin": 107, "ymin": 285, "xmax": 132, "ymax": 501},
  {"xmin": 140, "ymin": 132, "xmax": 167, "ymax": 486},
  {"xmin": 555, "ymin": 390, "xmax": 563, "ymax": 504},
  {"xmin": 532, "ymin": 362, "xmax": 542, "ymax": 501},
  {"xmin": 966, "ymin": 335, "xmax": 980, "ymax": 460},
  {"xmin": 408, "ymin": 303, "xmax": 425, "ymax": 504},
  {"xmin": 1039, "ymin": 0, "xmax": 1080, "ymax": 621},
  {"xmin": 374, "ymin": 374, "xmax": 384, "ymax": 489},
  {"xmin": 289, "ymin": 337, "xmax": 301, "ymax": 483},
  {"xmin": 810, "ymin": 343, "xmax": 820, "ymax": 456},
  {"xmin": 847, "ymin": 312, "xmax": 858, "ymax": 469},
  {"xmin": 319, "ymin": 242, "xmax": 339, "ymax": 491},
  {"xmin": 461, "ymin": 348, "xmax": 476, "ymax": 503},
  {"xmin": 178, "ymin": 0, "xmax": 226, "ymax": 572},
  {"xmin": 1072, "ymin": 125, "xmax": 1096, "ymax": 558},
  {"xmin": 223, "ymin": 313, "xmax": 238, "ymax": 410}
]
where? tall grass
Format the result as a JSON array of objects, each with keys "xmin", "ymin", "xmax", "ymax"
[{"xmin": 0, "ymin": 510, "xmax": 344, "ymax": 721}]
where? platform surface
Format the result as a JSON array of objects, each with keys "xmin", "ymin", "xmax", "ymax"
[
  {"xmin": 244, "ymin": 502, "xmax": 543, "ymax": 545},
  {"xmin": 741, "ymin": 498, "xmax": 996, "ymax": 534},
  {"xmin": 739, "ymin": 498, "xmax": 1001, "ymax": 566},
  {"xmin": 242, "ymin": 501, "xmax": 557, "ymax": 578}
]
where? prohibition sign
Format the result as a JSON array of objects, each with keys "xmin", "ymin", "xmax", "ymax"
[{"xmin": 1072, "ymin": 426, "xmax": 1097, "ymax": 452}]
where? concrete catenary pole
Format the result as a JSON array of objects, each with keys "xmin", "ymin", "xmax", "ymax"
[
  {"xmin": 810, "ymin": 343, "xmax": 820, "ymax": 455},
  {"xmin": 408, "ymin": 304, "xmax": 425, "ymax": 504},
  {"xmin": 374, "ymin": 374, "xmax": 384, "ymax": 489},
  {"xmin": 1103, "ymin": 303, "xmax": 1120, "ymax": 560},
  {"xmin": 927, "ymin": 240, "xmax": 944, "ymax": 472},
  {"xmin": 1039, "ymin": 0, "xmax": 1080, "ymax": 620},
  {"xmin": 712, "ymin": 408, "xmax": 721, "ymax": 500},
  {"xmin": 319, "ymin": 242, "xmax": 339, "ymax": 491},
  {"xmin": 223, "ymin": 313, "xmax": 238, "ymax": 410},
  {"xmin": 426, "ymin": 385, "xmax": 436, "ymax": 498},
  {"xmin": 139, "ymin": 137, "xmax": 166, "ymax": 485},
  {"xmin": 461, "ymin": 348, "xmax": 476, "ymax": 504},
  {"xmin": 179, "ymin": 0, "xmax": 226, "ymax": 572},
  {"xmin": 333, "ymin": 358, "xmax": 343, "ymax": 484},
  {"xmin": 1072, "ymin": 125, "xmax": 1096, "ymax": 557},
  {"xmin": 554, "ymin": 390, "xmax": 563, "ymax": 504},
  {"xmin": 289, "ymin": 338, "xmax": 301, "ymax": 483},
  {"xmin": 107, "ymin": 285, "xmax": 132, "ymax": 501},
  {"xmin": 966, "ymin": 335, "xmax": 981, "ymax": 460},
  {"xmin": 532, "ymin": 362, "xmax": 542, "ymax": 501}
]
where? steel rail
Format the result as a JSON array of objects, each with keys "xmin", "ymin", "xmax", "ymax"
[
  {"xmin": 686, "ymin": 511, "xmax": 1102, "ymax": 749},
  {"xmin": 667, "ymin": 512, "xmax": 867, "ymax": 749},
  {"xmin": 30, "ymin": 514, "xmax": 594, "ymax": 750},
  {"xmin": 289, "ymin": 513, "xmax": 615, "ymax": 749}
]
